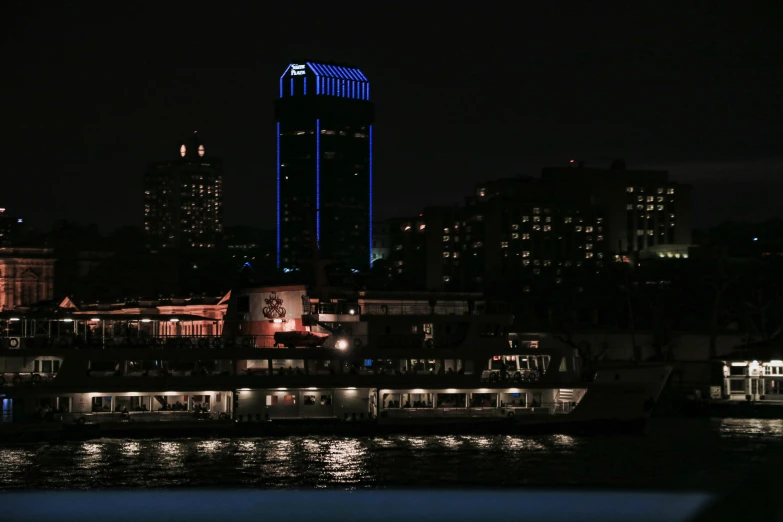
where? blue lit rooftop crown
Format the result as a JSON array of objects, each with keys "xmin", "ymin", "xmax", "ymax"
[{"xmin": 280, "ymin": 61, "xmax": 370, "ymax": 99}]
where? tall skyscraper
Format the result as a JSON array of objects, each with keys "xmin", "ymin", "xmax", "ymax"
[
  {"xmin": 275, "ymin": 61, "xmax": 374, "ymax": 270},
  {"xmin": 144, "ymin": 131, "xmax": 223, "ymax": 250}
]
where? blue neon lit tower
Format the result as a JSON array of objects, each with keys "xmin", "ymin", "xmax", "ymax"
[{"xmin": 275, "ymin": 61, "xmax": 374, "ymax": 271}]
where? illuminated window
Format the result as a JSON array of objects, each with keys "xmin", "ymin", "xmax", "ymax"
[
  {"xmin": 543, "ymin": 225, "xmax": 552, "ymax": 232},
  {"xmin": 575, "ymin": 226, "xmax": 582, "ymax": 232},
  {"xmin": 443, "ymin": 235, "xmax": 450, "ymax": 242},
  {"xmin": 564, "ymin": 217, "xmax": 572, "ymax": 223},
  {"xmin": 647, "ymin": 196, "xmax": 654, "ymax": 202},
  {"xmin": 453, "ymin": 252, "xmax": 460, "ymax": 259},
  {"xmin": 626, "ymin": 187, "xmax": 634, "ymax": 193},
  {"xmin": 533, "ymin": 208, "xmax": 540, "ymax": 214},
  {"xmin": 545, "ymin": 216, "xmax": 551, "ymax": 223},
  {"xmin": 443, "ymin": 227, "xmax": 450, "ymax": 234},
  {"xmin": 657, "ymin": 205, "xmax": 664, "ymax": 211},
  {"xmin": 586, "ymin": 243, "xmax": 593, "ymax": 250},
  {"xmin": 637, "ymin": 205, "xmax": 644, "ymax": 210},
  {"xmin": 647, "ymin": 230, "xmax": 654, "ymax": 236},
  {"xmin": 597, "ymin": 235, "xmax": 604, "ymax": 241},
  {"xmin": 637, "ymin": 196, "xmax": 643, "ymax": 202},
  {"xmin": 522, "ymin": 251, "xmax": 530, "ymax": 258},
  {"xmin": 522, "ymin": 216, "xmax": 529, "ymax": 222},
  {"xmin": 647, "ymin": 205, "xmax": 654, "ymax": 211},
  {"xmin": 667, "ymin": 188, "xmax": 675, "ymax": 194},
  {"xmin": 657, "ymin": 188, "xmax": 664, "ymax": 194},
  {"xmin": 501, "ymin": 242, "xmax": 509, "ymax": 248},
  {"xmin": 627, "ymin": 204, "xmax": 633, "ymax": 210},
  {"xmin": 443, "ymin": 252, "xmax": 450, "ymax": 258},
  {"xmin": 511, "ymin": 224, "xmax": 519, "ymax": 230},
  {"xmin": 637, "ymin": 230, "xmax": 644, "ymax": 236},
  {"xmin": 585, "ymin": 252, "xmax": 594, "ymax": 259},
  {"xmin": 585, "ymin": 226, "xmax": 593, "ymax": 233},
  {"xmin": 512, "ymin": 233, "xmax": 519, "ymax": 239},
  {"xmin": 533, "ymin": 225, "xmax": 541, "ymax": 231},
  {"xmin": 522, "ymin": 233, "xmax": 530, "ymax": 240},
  {"xmin": 443, "ymin": 276, "xmax": 450, "ymax": 282},
  {"xmin": 533, "ymin": 216, "xmax": 541, "ymax": 222},
  {"xmin": 418, "ymin": 224, "xmax": 425, "ymax": 231},
  {"xmin": 198, "ymin": 144, "xmax": 205, "ymax": 157}
]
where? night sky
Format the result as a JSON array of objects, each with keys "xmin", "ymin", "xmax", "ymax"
[{"xmin": 2, "ymin": 3, "xmax": 781, "ymax": 232}]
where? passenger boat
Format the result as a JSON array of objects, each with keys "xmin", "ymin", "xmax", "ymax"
[{"xmin": 0, "ymin": 287, "xmax": 671, "ymax": 439}]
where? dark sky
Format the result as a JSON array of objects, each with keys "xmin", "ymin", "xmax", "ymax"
[{"xmin": 2, "ymin": 3, "xmax": 781, "ymax": 232}]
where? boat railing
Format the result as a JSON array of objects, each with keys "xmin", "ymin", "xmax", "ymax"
[
  {"xmin": 33, "ymin": 410, "xmax": 229, "ymax": 424},
  {"xmin": 383, "ymin": 403, "xmax": 570, "ymax": 417},
  {"xmin": 0, "ymin": 335, "xmax": 292, "ymax": 350},
  {"xmin": 0, "ymin": 371, "xmax": 56, "ymax": 387},
  {"xmin": 311, "ymin": 302, "xmax": 511, "ymax": 316}
]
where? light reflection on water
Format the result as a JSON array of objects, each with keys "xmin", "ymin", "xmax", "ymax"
[{"xmin": 0, "ymin": 418, "xmax": 781, "ymax": 490}]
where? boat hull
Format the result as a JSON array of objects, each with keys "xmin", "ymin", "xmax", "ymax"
[{"xmin": 0, "ymin": 414, "xmax": 652, "ymax": 443}]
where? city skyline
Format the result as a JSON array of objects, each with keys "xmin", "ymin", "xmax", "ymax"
[{"xmin": 2, "ymin": 3, "xmax": 781, "ymax": 233}]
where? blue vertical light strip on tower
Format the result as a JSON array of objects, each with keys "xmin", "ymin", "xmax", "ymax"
[
  {"xmin": 316, "ymin": 119, "xmax": 321, "ymax": 248},
  {"xmin": 290, "ymin": 78, "xmax": 294, "ymax": 96},
  {"xmin": 304, "ymin": 77, "xmax": 307, "ymax": 95},
  {"xmin": 367, "ymin": 84, "xmax": 371, "ymax": 100},
  {"xmin": 337, "ymin": 80, "xmax": 341, "ymax": 97},
  {"xmin": 276, "ymin": 121, "xmax": 281, "ymax": 268},
  {"xmin": 369, "ymin": 125, "xmax": 373, "ymax": 268},
  {"xmin": 279, "ymin": 64, "xmax": 292, "ymax": 98}
]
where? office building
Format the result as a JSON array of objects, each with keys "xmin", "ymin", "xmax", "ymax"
[
  {"xmin": 275, "ymin": 61, "xmax": 374, "ymax": 271},
  {"xmin": 144, "ymin": 132, "xmax": 223, "ymax": 250}
]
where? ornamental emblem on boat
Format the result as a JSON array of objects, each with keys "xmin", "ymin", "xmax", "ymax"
[{"xmin": 262, "ymin": 293, "xmax": 286, "ymax": 319}]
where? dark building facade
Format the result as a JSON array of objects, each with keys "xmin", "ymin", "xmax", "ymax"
[
  {"xmin": 0, "ymin": 208, "xmax": 28, "ymax": 247},
  {"xmin": 540, "ymin": 161, "xmax": 692, "ymax": 254},
  {"xmin": 382, "ymin": 161, "xmax": 693, "ymax": 292},
  {"xmin": 144, "ymin": 132, "xmax": 223, "ymax": 250},
  {"xmin": 275, "ymin": 61, "xmax": 374, "ymax": 271}
]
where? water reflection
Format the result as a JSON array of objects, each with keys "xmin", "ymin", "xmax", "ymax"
[
  {"xmin": 720, "ymin": 418, "xmax": 783, "ymax": 437},
  {"xmin": 197, "ymin": 440, "xmax": 221, "ymax": 456},
  {"xmin": 323, "ymin": 439, "xmax": 367, "ymax": 485},
  {"xmin": 121, "ymin": 441, "xmax": 141, "ymax": 457},
  {"xmin": 1, "ymin": 419, "xmax": 782, "ymax": 490}
]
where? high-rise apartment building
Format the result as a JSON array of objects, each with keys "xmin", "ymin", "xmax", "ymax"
[
  {"xmin": 275, "ymin": 61, "xmax": 374, "ymax": 271},
  {"xmin": 540, "ymin": 160, "xmax": 692, "ymax": 253},
  {"xmin": 383, "ymin": 161, "xmax": 693, "ymax": 292},
  {"xmin": 144, "ymin": 132, "xmax": 223, "ymax": 250}
]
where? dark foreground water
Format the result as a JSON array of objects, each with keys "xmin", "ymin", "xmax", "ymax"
[{"xmin": 0, "ymin": 418, "xmax": 781, "ymax": 491}]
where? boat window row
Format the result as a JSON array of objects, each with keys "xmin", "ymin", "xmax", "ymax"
[{"xmin": 86, "ymin": 358, "xmax": 477, "ymax": 377}]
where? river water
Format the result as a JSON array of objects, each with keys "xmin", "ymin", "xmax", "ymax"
[{"xmin": 0, "ymin": 418, "xmax": 780, "ymax": 491}]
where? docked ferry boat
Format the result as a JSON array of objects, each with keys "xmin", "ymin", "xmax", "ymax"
[{"xmin": 0, "ymin": 287, "xmax": 671, "ymax": 438}]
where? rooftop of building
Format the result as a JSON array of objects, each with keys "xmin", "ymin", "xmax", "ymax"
[{"xmin": 282, "ymin": 61, "xmax": 369, "ymax": 82}]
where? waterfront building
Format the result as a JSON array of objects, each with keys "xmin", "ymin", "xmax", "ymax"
[
  {"xmin": 275, "ymin": 61, "xmax": 374, "ymax": 271},
  {"xmin": 0, "ymin": 247, "xmax": 55, "ymax": 310},
  {"xmin": 382, "ymin": 161, "xmax": 693, "ymax": 291},
  {"xmin": 144, "ymin": 131, "xmax": 223, "ymax": 250}
]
